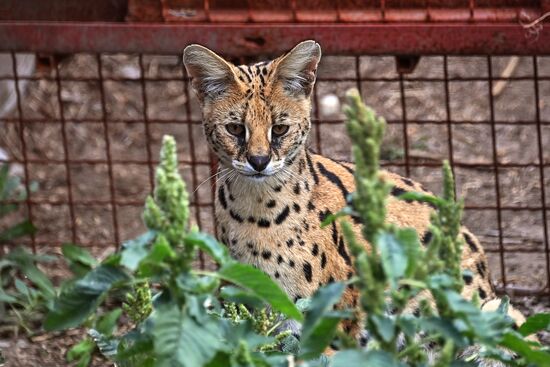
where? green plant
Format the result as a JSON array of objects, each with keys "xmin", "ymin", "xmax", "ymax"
[
  {"xmin": 0, "ymin": 164, "xmax": 53, "ymax": 336},
  {"xmin": 0, "ymin": 164, "xmax": 36, "ymax": 245},
  {"xmin": 45, "ymin": 136, "xmax": 302, "ymax": 367},
  {"xmin": 321, "ymin": 89, "xmax": 550, "ymax": 366},
  {"xmin": 45, "ymin": 95, "xmax": 550, "ymax": 367}
]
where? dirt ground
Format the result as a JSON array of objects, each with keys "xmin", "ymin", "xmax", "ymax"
[{"xmin": 0, "ymin": 53, "xmax": 549, "ymax": 365}]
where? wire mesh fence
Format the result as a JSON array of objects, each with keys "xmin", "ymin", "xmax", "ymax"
[{"xmin": 0, "ymin": 51, "xmax": 549, "ymax": 298}]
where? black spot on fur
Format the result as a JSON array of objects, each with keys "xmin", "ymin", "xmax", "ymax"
[
  {"xmin": 319, "ymin": 209, "xmax": 331, "ymax": 222},
  {"xmin": 463, "ymin": 232, "xmax": 478, "ymax": 252},
  {"xmin": 391, "ymin": 186, "xmax": 407, "ymax": 198},
  {"xmin": 289, "ymin": 259, "xmax": 295, "ymax": 268},
  {"xmin": 298, "ymin": 159, "xmax": 306, "ymax": 175},
  {"xmin": 293, "ymin": 182, "xmax": 300, "ymax": 195},
  {"xmin": 307, "ymin": 201, "xmax": 315, "ymax": 211},
  {"xmin": 476, "ymin": 261, "xmax": 487, "ymax": 278},
  {"xmin": 275, "ymin": 206, "xmax": 290, "ymax": 225},
  {"xmin": 246, "ymin": 242, "xmax": 253, "ymax": 249},
  {"xmin": 247, "ymin": 216, "xmax": 256, "ymax": 223},
  {"xmin": 321, "ymin": 252, "xmax": 327, "ymax": 268},
  {"xmin": 293, "ymin": 203, "xmax": 301, "ymax": 213},
  {"xmin": 401, "ymin": 177, "xmax": 415, "ymax": 187},
  {"xmin": 339, "ymin": 162, "xmax": 355, "ymax": 175},
  {"xmin": 252, "ymin": 249, "xmax": 259, "ymax": 257},
  {"xmin": 277, "ymin": 255, "xmax": 284, "ymax": 264},
  {"xmin": 478, "ymin": 287, "xmax": 487, "ymax": 299},
  {"xmin": 273, "ymin": 185, "xmax": 282, "ymax": 192},
  {"xmin": 306, "ymin": 152, "xmax": 319, "ymax": 185},
  {"xmin": 266, "ymin": 200, "xmax": 276, "ymax": 208},
  {"xmin": 229, "ymin": 210, "xmax": 243, "ymax": 223},
  {"xmin": 312, "ymin": 244, "xmax": 319, "ymax": 256},
  {"xmin": 338, "ymin": 236, "xmax": 352, "ymax": 266},
  {"xmin": 286, "ymin": 239, "xmax": 294, "ymax": 248},
  {"xmin": 231, "ymin": 238, "xmax": 237, "ymax": 246},
  {"xmin": 328, "ymin": 276, "xmax": 335, "ymax": 283},
  {"xmin": 317, "ymin": 162, "xmax": 349, "ymax": 200},
  {"xmin": 422, "ymin": 231, "xmax": 433, "ymax": 246},
  {"xmin": 262, "ymin": 250, "xmax": 271, "ymax": 260},
  {"xmin": 257, "ymin": 218, "xmax": 271, "ymax": 228},
  {"xmin": 462, "ymin": 273, "xmax": 473, "ymax": 285},
  {"xmin": 303, "ymin": 262, "xmax": 313, "ymax": 282},
  {"xmin": 332, "ymin": 222, "xmax": 338, "ymax": 246},
  {"xmin": 218, "ymin": 186, "xmax": 227, "ymax": 209},
  {"xmin": 274, "ymin": 271, "xmax": 280, "ymax": 278}
]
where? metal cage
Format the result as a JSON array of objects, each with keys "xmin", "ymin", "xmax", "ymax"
[{"xmin": 0, "ymin": 0, "xmax": 549, "ymax": 297}]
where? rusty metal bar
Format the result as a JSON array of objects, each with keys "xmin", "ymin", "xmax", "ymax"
[
  {"xmin": 399, "ymin": 73, "xmax": 411, "ymax": 176},
  {"xmin": 53, "ymin": 57, "xmax": 77, "ymax": 244},
  {"xmin": 443, "ymin": 55, "xmax": 457, "ymax": 197},
  {"xmin": 487, "ymin": 56, "xmax": 506, "ymax": 288},
  {"xmin": 138, "ymin": 54, "xmax": 155, "ymax": 190},
  {"xmin": 96, "ymin": 54, "xmax": 121, "ymax": 248},
  {"xmin": 1, "ymin": 22, "xmax": 549, "ymax": 55},
  {"xmin": 532, "ymin": 55, "xmax": 550, "ymax": 294},
  {"xmin": 9, "ymin": 52, "xmax": 36, "ymax": 252}
]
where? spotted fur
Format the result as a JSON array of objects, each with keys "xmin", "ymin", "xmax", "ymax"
[{"xmin": 183, "ymin": 41, "xmax": 530, "ymax": 346}]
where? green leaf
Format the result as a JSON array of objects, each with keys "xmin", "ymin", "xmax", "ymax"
[
  {"xmin": 0, "ymin": 164, "xmax": 13, "ymax": 200},
  {"xmin": 62, "ymin": 244, "xmax": 97, "ymax": 268},
  {"xmin": 137, "ymin": 235, "xmax": 174, "ymax": 277},
  {"xmin": 300, "ymin": 282, "xmax": 346, "ymax": 359},
  {"xmin": 0, "ymin": 220, "xmax": 36, "ymax": 242},
  {"xmin": 153, "ymin": 304, "xmax": 223, "ymax": 367},
  {"xmin": 120, "ymin": 231, "xmax": 156, "ymax": 271},
  {"xmin": 371, "ymin": 314, "xmax": 395, "ymax": 343},
  {"xmin": 96, "ymin": 308, "xmax": 122, "ymax": 335},
  {"xmin": 420, "ymin": 317, "xmax": 467, "ymax": 347},
  {"xmin": 332, "ymin": 350, "xmax": 405, "ymax": 367},
  {"xmin": 217, "ymin": 262, "xmax": 302, "ymax": 321},
  {"xmin": 397, "ymin": 191, "xmax": 444, "ymax": 209},
  {"xmin": 44, "ymin": 265, "xmax": 130, "ymax": 331},
  {"xmin": 500, "ymin": 332, "xmax": 550, "ymax": 367},
  {"xmin": 518, "ymin": 313, "xmax": 550, "ymax": 337},
  {"xmin": 185, "ymin": 231, "xmax": 230, "ymax": 265},
  {"xmin": 319, "ymin": 206, "xmax": 354, "ymax": 228},
  {"xmin": 0, "ymin": 288, "xmax": 18, "ymax": 303},
  {"xmin": 219, "ymin": 286, "xmax": 264, "ymax": 308},
  {"xmin": 5, "ymin": 246, "xmax": 55, "ymax": 299},
  {"xmin": 89, "ymin": 329, "xmax": 119, "ymax": 359},
  {"xmin": 0, "ymin": 202, "xmax": 18, "ymax": 217},
  {"xmin": 377, "ymin": 231, "xmax": 409, "ymax": 288},
  {"xmin": 67, "ymin": 338, "xmax": 95, "ymax": 366}
]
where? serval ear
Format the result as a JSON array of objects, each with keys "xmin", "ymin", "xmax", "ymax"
[
  {"xmin": 274, "ymin": 40, "xmax": 322, "ymax": 98},
  {"xmin": 183, "ymin": 44, "xmax": 237, "ymax": 103}
]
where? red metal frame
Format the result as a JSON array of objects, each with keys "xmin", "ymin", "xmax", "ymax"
[{"xmin": 0, "ymin": 22, "xmax": 549, "ymax": 55}]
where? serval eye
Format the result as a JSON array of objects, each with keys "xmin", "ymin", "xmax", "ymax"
[
  {"xmin": 272, "ymin": 124, "xmax": 289, "ymax": 137},
  {"xmin": 226, "ymin": 123, "xmax": 245, "ymax": 137}
]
